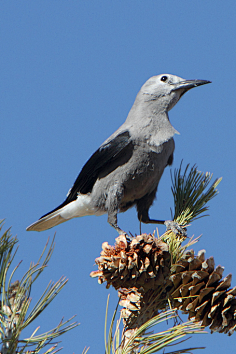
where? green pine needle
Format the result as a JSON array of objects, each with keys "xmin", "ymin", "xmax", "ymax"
[
  {"xmin": 0, "ymin": 223, "xmax": 78, "ymax": 354},
  {"xmin": 171, "ymin": 163, "xmax": 222, "ymax": 226},
  {"xmin": 81, "ymin": 346, "xmax": 90, "ymax": 354},
  {"xmin": 105, "ymin": 294, "xmax": 120, "ymax": 354},
  {"xmin": 105, "ymin": 301, "xmax": 205, "ymax": 354},
  {"xmin": 105, "ymin": 294, "xmax": 206, "ymax": 353}
]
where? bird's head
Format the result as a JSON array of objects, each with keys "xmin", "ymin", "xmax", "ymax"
[{"xmin": 140, "ymin": 74, "xmax": 211, "ymax": 112}]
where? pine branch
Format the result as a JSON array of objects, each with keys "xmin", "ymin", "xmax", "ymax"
[
  {"xmin": 161, "ymin": 162, "xmax": 222, "ymax": 264},
  {"xmin": 0, "ymin": 223, "xmax": 78, "ymax": 353},
  {"xmin": 171, "ymin": 162, "xmax": 221, "ymax": 226},
  {"xmin": 104, "ymin": 300, "xmax": 205, "ymax": 354},
  {"xmin": 91, "ymin": 162, "xmax": 223, "ymax": 353}
]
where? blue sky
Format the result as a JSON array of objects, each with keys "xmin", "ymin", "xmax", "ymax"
[{"xmin": 1, "ymin": 1, "xmax": 236, "ymax": 353}]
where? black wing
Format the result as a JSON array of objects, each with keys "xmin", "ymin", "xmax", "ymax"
[{"xmin": 41, "ymin": 131, "xmax": 133, "ymax": 218}]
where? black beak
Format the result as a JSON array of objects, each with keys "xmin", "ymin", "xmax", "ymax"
[{"xmin": 173, "ymin": 79, "xmax": 211, "ymax": 92}]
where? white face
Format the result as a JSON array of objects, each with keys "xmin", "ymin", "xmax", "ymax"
[
  {"xmin": 140, "ymin": 74, "xmax": 186, "ymax": 111},
  {"xmin": 141, "ymin": 74, "xmax": 186, "ymax": 95},
  {"xmin": 138, "ymin": 74, "xmax": 210, "ymax": 113}
]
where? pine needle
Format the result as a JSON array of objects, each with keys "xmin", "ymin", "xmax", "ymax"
[
  {"xmin": 121, "ymin": 309, "xmax": 206, "ymax": 354},
  {"xmin": 0, "ymin": 224, "xmax": 78, "ymax": 354},
  {"xmin": 171, "ymin": 163, "xmax": 221, "ymax": 226}
]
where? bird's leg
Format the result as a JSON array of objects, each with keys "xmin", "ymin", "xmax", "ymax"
[
  {"xmin": 107, "ymin": 185, "xmax": 130, "ymax": 235},
  {"xmin": 108, "ymin": 211, "xmax": 126, "ymax": 235},
  {"xmin": 138, "ymin": 210, "xmax": 165, "ymax": 225},
  {"xmin": 138, "ymin": 210, "xmax": 186, "ymax": 237}
]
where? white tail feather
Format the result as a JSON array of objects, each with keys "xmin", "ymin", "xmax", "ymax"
[
  {"xmin": 26, "ymin": 195, "xmax": 106, "ymax": 232},
  {"xmin": 26, "ymin": 209, "xmax": 67, "ymax": 231}
]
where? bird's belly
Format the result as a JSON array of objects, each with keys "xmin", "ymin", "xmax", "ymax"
[
  {"xmin": 120, "ymin": 140, "xmax": 174, "ymax": 204},
  {"xmin": 122, "ymin": 155, "xmax": 163, "ymax": 202},
  {"xmin": 91, "ymin": 139, "xmax": 174, "ymax": 212}
]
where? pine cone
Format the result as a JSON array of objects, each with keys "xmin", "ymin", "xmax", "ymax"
[
  {"xmin": 118, "ymin": 287, "xmax": 143, "ymax": 321},
  {"xmin": 118, "ymin": 285, "xmax": 171, "ymax": 328},
  {"xmin": 90, "ymin": 234, "xmax": 171, "ymax": 292},
  {"xmin": 170, "ymin": 249, "xmax": 236, "ymax": 335}
]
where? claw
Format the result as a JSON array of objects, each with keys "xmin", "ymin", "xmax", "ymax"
[
  {"xmin": 164, "ymin": 220, "xmax": 187, "ymax": 236},
  {"xmin": 116, "ymin": 228, "xmax": 133, "ymax": 242}
]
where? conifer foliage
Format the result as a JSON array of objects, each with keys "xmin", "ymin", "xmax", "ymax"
[
  {"xmin": 1, "ymin": 163, "xmax": 227, "ymax": 353},
  {"xmin": 0, "ymin": 223, "xmax": 78, "ymax": 354},
  {"xmin": 91, "ymin": 163, "xmax": 227, "ymax": 353}
]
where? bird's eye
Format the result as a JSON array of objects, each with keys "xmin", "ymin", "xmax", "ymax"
[{"xmin": 161, "ymin": 75, "xmax": 168, "ymax": 82}]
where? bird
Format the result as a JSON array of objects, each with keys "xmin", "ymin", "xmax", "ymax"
[{"xmin": 26, "ymin": 74, "xmax": 211, "ymax": 234}]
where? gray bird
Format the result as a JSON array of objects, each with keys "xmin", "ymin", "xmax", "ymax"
[{"xmin": 26, "ymin": 74, "xmax": 210, "ymax": 233}]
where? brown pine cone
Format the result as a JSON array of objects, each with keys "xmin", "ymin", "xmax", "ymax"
[
  {"xmin": 90, "ymin": 234, "xmax": 171, "ymax": 292},
  {"xmin": 170, "ymin": 249, "xmax": 236, "ymax": 335}
]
